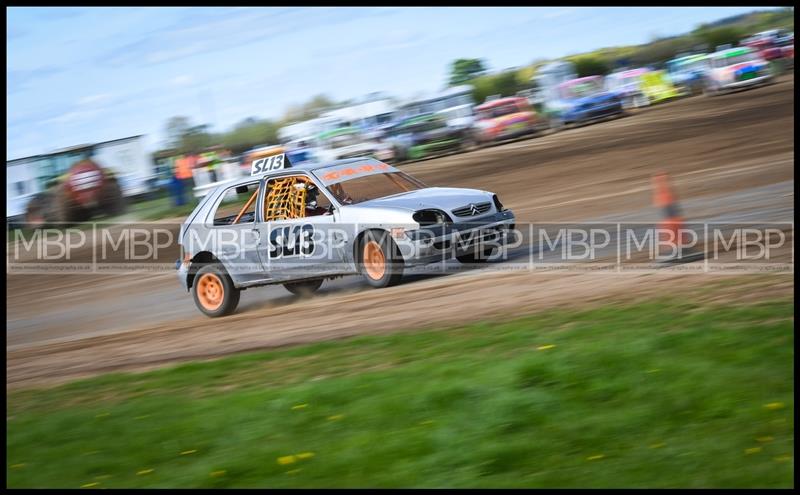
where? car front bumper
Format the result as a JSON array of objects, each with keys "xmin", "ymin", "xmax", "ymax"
[
  {"xmin": 399, "ymin": 210, "xmax": 518, "ymax": 265},
  {"xmin": 493, "ymin": 124, "xmax": 536, "ymax": 141},
  {"xmin": 408, "ymin": 139, "xmax": 462, "ymax": 159},
  {"xmin": 571, "ymin": 104, "xmax": 623, "ymax": 122},
  {"xmin": 721, "ymin": 74, "xmax": 773, "ymax": 90},
  {"xmin": 176, "ymin": 258, "xmax": 190, "ymax": 291}
]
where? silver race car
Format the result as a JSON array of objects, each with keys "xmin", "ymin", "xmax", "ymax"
[{"xmin": 176, "ymin": 154, "xmax": 517, "ymax": 316}]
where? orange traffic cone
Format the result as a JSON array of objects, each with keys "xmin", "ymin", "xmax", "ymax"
[{"xmin": 651, "ymin": 172, "xmax": 702, "ymax": 263}]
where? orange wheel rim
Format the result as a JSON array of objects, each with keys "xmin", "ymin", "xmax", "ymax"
[
  {"xmin": 197, "ymin": 273, "xmax": 224, "ymax": 311},
  {"xmin": 364, "ymin": 240, "xmax": 386, "ymax": 280}
]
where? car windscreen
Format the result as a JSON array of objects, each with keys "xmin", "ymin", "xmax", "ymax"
[
  {"xmin": 401, "ymin": 119, "xmax": 442, "ymax": 134},
  {"xmin": 324, "ymin": 171, "xmax": 427, "ymax": 206},
  {"xmin": 686, "ymin": 59, "xmax": 708, "ymax": 72},
  {"xmin": 717, "ymin": 52, "xmax": 757, "ymax": 68},
  {"xmin": 560, "ymin": 80, "xmax": 603, "ymax": 99},
  {"xmin": 610, "ymin": 74, "xmax": 639, "ymax": 87}
]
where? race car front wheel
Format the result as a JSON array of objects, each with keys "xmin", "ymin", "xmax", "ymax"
[
  {"xmin": 359, "ymin": 231, "xmax": 404, "ymax": 288},
  {"xmin": 192, "ymin": 263, "xmax": 240, "ymax": 317}
]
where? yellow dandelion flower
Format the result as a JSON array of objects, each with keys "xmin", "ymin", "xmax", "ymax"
[
  {"xmin": 10, "ymin": 463, "xmax": 26, "ymax": 469},
  {"xmin": 745, "ymin": 447, "xmax": 762, "ymax": 455},
  {"xmin": 210, "ymin": 470, "xmax": 226, "ymax": 477},
  {"xmin": 297, "ymin": 452, "xmax": 315, "ymax": 460},
  {"xmin": 277, "ymin": 455, "xmax": 297, "ymax": 465},
  {"xmin": 774, "ymin": 455, "xmax": 792, "ymax": 463},
  {"xmin": 586, "ymin": 454, "xmax": 605, "ymax": 461},
  {"xmin": 292, "ymin": 404, "xmax": 308, "ymax": 410},
  {"xmin": 327, "ymin": 415, "xmax": 344, "ymax": 421},
  {"xmin": 537, "ymin": 344, "xmax": 556, "ymax": 351},
  {"xmin": 81, "ymin": 482, "xmax": 100, "ymax": 488},
  {"xmin": 137, "ymin": 469, "xmax": 154, "ymax": 475},
  {"xmin": 764, "ymin": 402, "xmax": 785, "ymax": 410},
  {"xmin": 286, "ymin": 469, "xmax": 302, "ymax": 475},
  {"xmin": 756, "ymin": 436, "xmax": 774, "ymax": 443},
  {"xmin": 649, "ymin": 443, "xmax": 666, "ymax": 449},
  {"xmin": 180, "ymin": 450, "xmax": 197, "ymax": 456}
]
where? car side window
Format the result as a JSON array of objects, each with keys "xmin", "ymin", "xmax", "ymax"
[
  {"xmin": 264, "ymin": 175, "xmax": 334, "ymax": 221},
  {"xmin": 213, "ymin": 182, "xmax": 259, "ymax": 226}
]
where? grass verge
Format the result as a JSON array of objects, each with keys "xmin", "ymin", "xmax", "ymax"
[{"xmin": 6, "ymin": 297, "xmax": 794, "ymax": 488}]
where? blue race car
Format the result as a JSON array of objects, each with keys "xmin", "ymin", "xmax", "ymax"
[{"xmin": 554, "ymin": 75, "xmax": 624, "ymax": 127}]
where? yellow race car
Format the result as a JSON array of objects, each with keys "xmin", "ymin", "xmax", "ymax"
[{"xmin": 639, "ymin": 70, "xmax": 680, "ymax": 104}]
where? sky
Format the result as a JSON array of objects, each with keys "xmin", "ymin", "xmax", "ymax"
[{"xmin": 6, "ymin": 6, "xmax": 778, "ymax": 160}]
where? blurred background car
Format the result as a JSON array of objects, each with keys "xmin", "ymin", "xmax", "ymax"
[
  {"xmin": 435, "ymin": 103, "xmax": 476, "ymax": 135},
  {"xmin": 741, "ymin": 29, "xmax": 794, "ymax": 72},
  {"xmin": 385, "ymin": 113, "xmax": 469, "ymax": 162},
  {"xmin": 23, "ymin": 158, "xmax": 125, "ymax": 227},
  {"xmin": 529, "ymin": 60, "xmax": 579, "ymax": 129},
  {"xmin": 284, "ymin": 137, "xmax": 318, "ymax": 166},
  {"xmin": 666, "ymin": 53, "xmax": 711, "ymax": 96},
  {"xmin": 556, "ymin": 75, "xmax": 625, "ymax": 127},
  {"xmin": 605, "ymin": 67, "xmax": 652, "ymax": 109},
  {"xmin": 473, "ymin": 96, "xmax": 542, "ymax": 145},
  {"xmin": 315, "ymin": 126, "xmax": 395, "ymax": 164},
  {"xmin": 639, "ymin": 70, "xmax": 681, "ymax": 104},
  {"xmin": 705, "ymin": 46, "xmax": 774, "ymax": 95}
]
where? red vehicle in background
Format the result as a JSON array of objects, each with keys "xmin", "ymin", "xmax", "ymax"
[
  {"xmin": 473, "ymin": 97, "xmax": 543, "ymax": 145},
  {"xmin": 742, "ymin": 29, "xmax": 794, "ymax": 68},
  {"xmin": 25, "ymin": 159, "xmax": 126, "ymax": 226}
]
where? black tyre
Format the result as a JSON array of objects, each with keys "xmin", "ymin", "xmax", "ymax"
[
  {"xmin": 283, "ymin": 278, "xmax": 323, "ymax": 297},
  {"xmin": 100, "ymin": 176, "xmax": 127, "ymax": 218},
  {"xmin": 192, "ymin": 263, "xmax": 241, "ymax": 317},
  {"xmin": 358, "ymin": 230, "xmax": 404, "ymax": 288},
  {"xmin": 24, "ymin": 192, "xmax": 52, "ymax": 228},
  {"xmin": 460, "ymin": 136, "xmax": 477, "ymax": 152},
  {"xmin": 44, "ymin": 186, "xmax": 82, "ymax": 225},
  {"xmin": 549, "ymin": 115, "xmax": 564, "ymax": 132},
  {"xmin": 393, "ymin": 146, "xmax": 407, "ymax": 163}
]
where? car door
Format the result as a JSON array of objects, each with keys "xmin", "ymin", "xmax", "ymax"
[
  {"xmin": 254, "ymin": 172, "xmax": 347, "ymax": 281},
  {"xmin": 203, "ymin": 180, "xmax": 265, "ymax": 286}
]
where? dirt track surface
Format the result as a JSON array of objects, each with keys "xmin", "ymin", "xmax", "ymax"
[{"xmin": 7, "ymin": 74, "xmax": 795, "ymax": 389}]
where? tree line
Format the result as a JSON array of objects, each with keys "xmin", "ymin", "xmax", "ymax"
[{"xmin": 156, "ymin": 7, "xmax": 793, "ymax": 158}]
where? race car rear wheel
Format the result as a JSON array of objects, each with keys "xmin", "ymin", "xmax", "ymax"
[
  {"xmin": 359, "ymin": 231, "xmax": 403, "ymax": 288},
  {"xmin": 283, "ymin": 278, "xmax": 323, "ymax": 297},
  {"xmin": 192, "ymin": 263, "xmax": 240, "ymax": 317}
]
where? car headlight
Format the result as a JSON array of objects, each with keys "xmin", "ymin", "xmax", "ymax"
[
  {"xmin": 492, "ymin": 194, "xmax": 506, "ymax": 212},
  {"xmin": 413, "ymin": 209, "xmax": 453, "ymax": 226}
]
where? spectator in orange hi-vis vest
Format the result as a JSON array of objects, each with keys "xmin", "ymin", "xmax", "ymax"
[
  {"xmin": 174, "ymin": 154, "xmax": 194, "ymax": 207},
  {"xmin": 174, "ymin": 155, "xmax": 193, "ymax": 180}
]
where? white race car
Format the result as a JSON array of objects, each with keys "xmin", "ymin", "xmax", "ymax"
[
  {"xmin": 176, "ymin": 154, "xmax": 517, "ymax": 316},
  {"xmin": 705, "ymin": 46, "xmax": 774, "ymax": 95}
]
